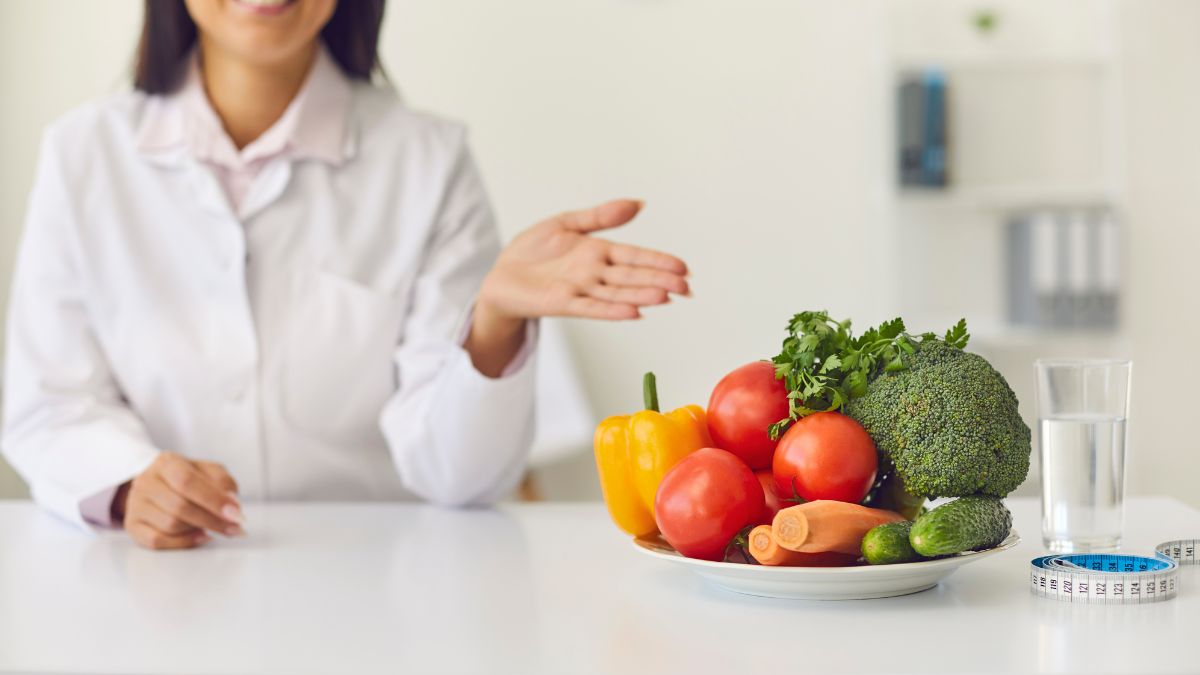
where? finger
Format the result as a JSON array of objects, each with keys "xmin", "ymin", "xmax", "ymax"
[
  {"xmin": 159, "ymin": 456, "xmax": 243, "ymax": 525},
  {"xmin": 564, "ymin": 296, "xmax": 641, "ymax": 320},
  {"xmin": 557, "ymin": 199, "xmax": 643, "ymax": 233},
  {"xmin": 608, "ymin": 242, "xmax": 688, "ymax": 275},
  {"xmin": 127, "ymin": 520, "xmax": 210, "ymax": 550},
  {"xmin": 600, "ymin": 265, "xmax": 689, "ymax": 295},
  {"xmin": 587, "ymin": 284, "xmax": 670, "ymax": 306},
  {"xmin": 145, "ymin": 476, "xmax": 244, "ymax": 536},
  {"xmin": 195, "ymin": 461, "xmax": 239, "ymax": 496},
  {"xmin": 135, "ymin": 497, "xmax": 201, "ymax": 536}
]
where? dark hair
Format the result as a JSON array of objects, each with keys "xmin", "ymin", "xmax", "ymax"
[{"xmin": 134, "ymin": 0, "xmax": 386, "ymax": 94}]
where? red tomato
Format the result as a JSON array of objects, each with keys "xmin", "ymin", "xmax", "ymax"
[
  {"xmin": 754, "ymin": 469, "xmax": 788, "ymax": 525},
  {"xmin": 707, "ymin": 361, "xmax": 790, "ymax": 469},
  {"xmin": 773, "ymin": 411, "xmax": 878, "ymax": 503},
  {"xmin": 654, "ymin": 448, "xmax": 765, "ymax": 561}
]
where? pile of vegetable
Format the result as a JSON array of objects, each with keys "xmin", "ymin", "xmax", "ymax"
[{"xmin": 593, "ymin": 311, "xmax": 1031, "ymax": 567}]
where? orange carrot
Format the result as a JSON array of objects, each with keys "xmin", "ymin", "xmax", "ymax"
[
  {"xmin": 772, "ymin": 500, "xmax": 905, "ymax": 555},
  {"xmin": 748, "ymin": 525, "xmax": 802, "ymax": 566},
  {"xmin": 746, "ymin": 525, "xmax": 862, "ymax": 567}
]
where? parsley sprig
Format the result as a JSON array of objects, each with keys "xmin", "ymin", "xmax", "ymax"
[{"xmin": 767, "ymin": 311, "xmax": 968, "ymax": 439}]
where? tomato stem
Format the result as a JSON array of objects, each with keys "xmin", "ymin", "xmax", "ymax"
[
  {"xmin": 643, "ymin": 372, "xmax": 660, "ymax": 412},
  {"xmin": 784, "ymin": 476, "xmax": 808, "ymax": 504},
  {"xmin": 724, "ymin": 525, "xmax": 756, "ymax": 564}
]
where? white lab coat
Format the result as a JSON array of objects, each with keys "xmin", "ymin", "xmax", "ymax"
[{"xmin": 2, "ymin": 83, "xmax": 537, "ymax": 529}]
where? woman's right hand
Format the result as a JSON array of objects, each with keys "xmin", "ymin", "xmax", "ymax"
[{"xmin": 118, "ymin": 452, "xmax": 244, "ymax": 550}]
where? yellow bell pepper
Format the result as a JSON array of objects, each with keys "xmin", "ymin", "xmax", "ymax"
[{"xmin": 594, "ymin": 372, "xmax": 713, "ymax": 536}]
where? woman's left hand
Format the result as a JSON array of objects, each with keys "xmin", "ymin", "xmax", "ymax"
[
  {"xmin": 479, "ymin": 198, "xmax": 689, "ymax": 321},
  {"xmin": 465, "ymin": 199, "xmax": 689, "ymax": 376}
]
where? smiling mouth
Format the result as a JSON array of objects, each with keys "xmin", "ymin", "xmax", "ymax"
[{"xmin": 231, "ymin": 0, "xmax": 298, "ymax": 15}]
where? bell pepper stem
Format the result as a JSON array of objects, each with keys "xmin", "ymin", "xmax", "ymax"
[{"xmin": 643, "ymin": 372, "xmax": 660, "ymax": 412}]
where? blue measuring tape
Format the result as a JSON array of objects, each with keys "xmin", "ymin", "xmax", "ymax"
[{"xmin": 1030, "ymin": 539, "xmax": 1197, "ymax": 603}]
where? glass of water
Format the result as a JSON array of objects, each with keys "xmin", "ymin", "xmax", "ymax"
[{"xmin": 1035, "ymin": 358, "xmax": 1131, "ymax": 553}]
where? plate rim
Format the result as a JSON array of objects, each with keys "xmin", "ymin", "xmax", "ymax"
[{"xmin": 632, "ymin": 529, "xmax": 1021, "ymax": 573}]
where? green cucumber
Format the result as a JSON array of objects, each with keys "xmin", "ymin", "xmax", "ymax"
[
  {"xmin": 861, "ymin": 520, "xmax": 921, "ymax": 564},
  {"xmin": 909, "ymin": 496, "xmax": 1012, "ymax": 557}
]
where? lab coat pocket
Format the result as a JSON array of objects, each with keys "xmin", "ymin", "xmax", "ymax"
[{"xmin": 283, "ymin": 269, "xmax": 405, "ymax": 440}]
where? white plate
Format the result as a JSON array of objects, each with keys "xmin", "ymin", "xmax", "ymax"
[{"xmin": 633, "ymin": 530, "xmax": 1020, "ymax": 600}]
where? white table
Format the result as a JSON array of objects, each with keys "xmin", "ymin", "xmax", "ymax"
[{"xmin": 0, "ymin": 497, "xmax": 1195, "ymax": 674}]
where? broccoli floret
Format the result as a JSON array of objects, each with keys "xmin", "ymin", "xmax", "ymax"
[{"xmin": 844, "ymin": 340, "xmax": 1031, "ymax": 498}]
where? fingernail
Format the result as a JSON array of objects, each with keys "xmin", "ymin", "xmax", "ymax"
[
  {"xmin": 222, "ymin": 503, "xmax": 244, "ymax": 524},
  {"xmin": 194, "ymin": 533, "xmax": 211, "ymax": 545},
  {"xmin": 633, "ymin": 199, "xmax": 645, "ymax": 209},
  {"xmin": 226, "ymin": 525, "xmax": 245, "ymax": 537}
]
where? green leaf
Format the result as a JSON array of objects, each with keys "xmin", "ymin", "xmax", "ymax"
[
  {"xmin": 768, "ymin": 310, "xmax": 969, "ymax": 417},
  {"xmin": 841, "ymin": 352, "xmax": 860, "ymax": 370},
  {"xmin": 944, "ymin": 318, "xmax": 970, "ymax": 349},
  {"xmin": 845, "ymin": 369, "xmax": 869, "ymax": 399},
  {"xmin": 878, "ymin": 317, "xmax": 906, "ymax": 339},
  {"xmin": 768, "ymin": 420, "xmax": 788, "ymax": 441},
  {"xmin": 827, "ymin": 389, "xmax": 845, "ymax": 410}
]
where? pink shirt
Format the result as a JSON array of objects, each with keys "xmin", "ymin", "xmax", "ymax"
[
  {"xmin": 80, "ymin": 47, "xmax": 530, "ymax": 526},
  {"xmin": 140, "ymin": 46, "xmax": 351, "ymax": 213}
]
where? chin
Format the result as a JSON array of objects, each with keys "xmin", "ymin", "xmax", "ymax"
[{"xmin": 186, "ymin": 0, "xmax": 335, "ymax": 63}]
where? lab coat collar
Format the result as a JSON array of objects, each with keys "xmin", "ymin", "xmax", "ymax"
[{"xmin": 134, "ymin": 43, "xmax": 357, "ymax": 168}]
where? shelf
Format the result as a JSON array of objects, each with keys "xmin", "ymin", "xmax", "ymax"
[
  {"xmin": 970, "ymin": 327, "xmax": 1122, "ymax": 349},
  {"xmin": 901, "ymin": 315, "xmax": 1122, "ymax": 350},
  {"xmin": 891, "ymin": 54, "xmax": 1116, "ymax": 75},
  {"xmin": 895, "ymin": 184, "xmax": 1121, "ymax": 213}
]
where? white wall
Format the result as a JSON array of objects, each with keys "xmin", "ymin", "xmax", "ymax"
[
  {"xmin": 1120, "ymin": 0, "xmax": 1200, "ymax": 507},
  {"xmin": 385, "ymin": 0, "xmax": 895, "ymax": 402},
  {"xmin": 0, "ymin": 1, "xmax": 1196, "ymax": 507}
]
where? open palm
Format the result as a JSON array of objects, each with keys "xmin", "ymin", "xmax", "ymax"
[{"xmin": 479, "ymin": 199, "xmax": 690, "ymax": 321}]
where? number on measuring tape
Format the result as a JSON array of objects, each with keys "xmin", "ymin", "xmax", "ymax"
[{"xmin": 1030, "ymin": 539, "xmax": 1198, "ymax": 604}]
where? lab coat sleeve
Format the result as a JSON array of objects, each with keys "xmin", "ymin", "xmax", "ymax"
[
  {"xmin": 379, "ymin": 139, "xmax": 537, "ymax": 506},
  {"xmin": 1, "ymin": 131, "xmax": 160, "ymax": 530}
]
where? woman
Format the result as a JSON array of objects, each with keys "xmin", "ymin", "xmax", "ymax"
[{"xmin": 1, "ymin": 0, "xmax": 688, "ymax": 549}]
